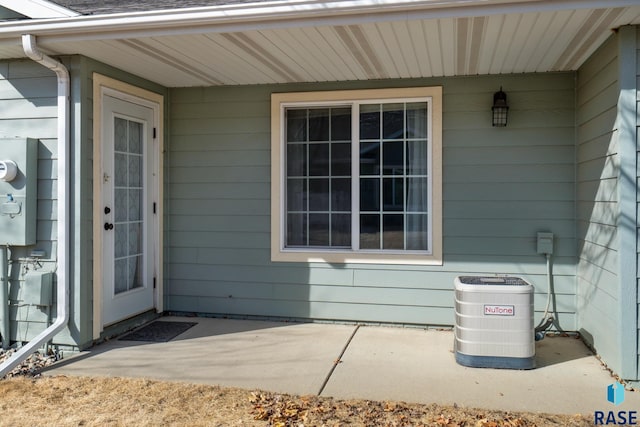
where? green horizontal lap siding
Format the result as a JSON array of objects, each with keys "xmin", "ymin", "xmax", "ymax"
[
  {"xmin": 576, "ymin": 33, "xmax": 623, "ymax": 373},
  {"xmin": 2, "ymin": 55, "xmax": 167, "ymax": 349},
  {"xmin": 79, "ymin": 57, "xmax": 167, "ymax": 348},
  {"xmin": 0, "ymin": 60, "xmax": 61, "ymax": 343},
  {"xmin": 167, "ymin": 73, "xmax": 576, "ymax": 328}
]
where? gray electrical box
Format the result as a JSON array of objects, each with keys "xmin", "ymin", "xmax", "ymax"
[
  {"xmin": 20, "ymin": 271, "xmax": 53, "ymax": 306},
  {"xmin": 0, "ymin": 138, "xmax": 37, "ymax": 246},
  {"xmin": 536, "ymin": 232, "xmax": 554, "ymax": 255}
]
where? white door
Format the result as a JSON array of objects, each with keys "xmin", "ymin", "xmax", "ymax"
[{"xmin": 101, "ymin": 94, "xmax": 156, "ymax": 326}]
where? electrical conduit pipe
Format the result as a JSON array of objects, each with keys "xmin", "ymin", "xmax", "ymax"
[
  {"xmin": 0, "ymin": 35, "xmax": 69, "ymax": 377},
  {"xmin": 534, "ymin": 253, "xmax": 555, "ymax": 340},
  {"xmin": 0, "ymin": 245, "xmax": 8, "ymax": 350}
]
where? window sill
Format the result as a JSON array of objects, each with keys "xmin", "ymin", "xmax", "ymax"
[{"xmin": 271, "ymin": 248, "xmax": 443, "ymax": 266}]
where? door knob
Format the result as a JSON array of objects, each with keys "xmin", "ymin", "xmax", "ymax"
[{"xmin": 104, "ymin": 222, "xmax": 114, "ymax": 230}]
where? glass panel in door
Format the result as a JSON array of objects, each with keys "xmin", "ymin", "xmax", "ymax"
[{"xmin": 113, "ymin": 117, "xmax": 144, "ymax": 295}]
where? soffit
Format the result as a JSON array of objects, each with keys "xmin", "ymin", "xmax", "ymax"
[{"xmin": 0, "ymin": 3, "xmax": 638, "ymax": 87}]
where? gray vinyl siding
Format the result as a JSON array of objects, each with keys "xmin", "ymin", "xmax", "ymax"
[
  {"xmin": 167, "ymin": 73, "xmax": 577, "ymax": 328},
  {"xmin": 0, "ymin": 59, "xmax": 61, "ymax": 344},
  {"xmin": 2, "ymin": 56, "xmax": 166, "ymax": 350},
  {"xmin": 576, "ymin": 34, "xmax": 622, "ymax": 371},
  {"xmin": 69, "ymin": 56, "xmax": 166, "ymax": 348},
  {"xmin": 75, "ymin": 57, "xmax": 167, "ymax": 347},
  {"xmin": 575, "ymin": 27, "xmax": 639, "ymax": 381}
]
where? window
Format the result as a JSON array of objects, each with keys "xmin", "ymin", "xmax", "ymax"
[{"xmin": 271, "ymin": 87, "xmax": 442, "ymax": 265}]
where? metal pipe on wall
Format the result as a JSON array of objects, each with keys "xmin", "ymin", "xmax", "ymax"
[
  {"xmin": 0, "ymin": 34, "xmax": 69, "ymax": 377},
  {"xmin": 0, "ymin": 245, "xmax": 8, "ymax": 350}
]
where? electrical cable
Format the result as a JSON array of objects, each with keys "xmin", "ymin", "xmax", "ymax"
[{"xmin": 535, "ymin": 253, "xmax": 554, "ymax": 336}]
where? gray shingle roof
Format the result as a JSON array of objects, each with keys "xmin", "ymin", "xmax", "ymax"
[{"xmin": 50, "ymin": 0, "xmax": 266, "ymax": 15}]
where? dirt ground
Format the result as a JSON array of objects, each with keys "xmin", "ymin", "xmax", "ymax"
[{"xmin": 0, "ymin": 375, "xmax": 592, "ymax": 426}]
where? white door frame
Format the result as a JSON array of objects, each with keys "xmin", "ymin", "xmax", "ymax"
[{"xmin": 92, "ymin": 73, "xmax": 164, "ymax": 338}]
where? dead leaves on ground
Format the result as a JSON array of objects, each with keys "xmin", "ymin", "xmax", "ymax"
[
  {"xmin": 1, "ymin": 376, "xmax": 591, "ymax": 427},
  {"xmin": 249, "ymin": 391, "xmax": 582, "ymax": 426}
]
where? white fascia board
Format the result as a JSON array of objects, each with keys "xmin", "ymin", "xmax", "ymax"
[
  {"xmin": 0, "ymin": 0, "xmax": 79, "ymax": 18},
  {"xmin": 0, "ymin": 0, "xmax": 635, "ymax": 39}
]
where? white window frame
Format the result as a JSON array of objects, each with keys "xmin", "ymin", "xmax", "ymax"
[{"xmin": 271, "ymin": 87, "xmax": 442, "ymax": 265}]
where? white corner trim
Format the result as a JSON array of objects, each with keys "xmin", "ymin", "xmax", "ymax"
[{"xmin": 0, "ymin": 0, "xmax": 79, "ymax": 18}]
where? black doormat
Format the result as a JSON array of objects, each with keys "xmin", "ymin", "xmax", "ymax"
[{"xmin": 119, "ymin": 321, "xmax": 197, "ymax": 342}]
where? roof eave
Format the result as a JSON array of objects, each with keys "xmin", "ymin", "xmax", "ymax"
[{"xmin": 0, "ymin": 0, "xmax": 636, "ymax": 41}]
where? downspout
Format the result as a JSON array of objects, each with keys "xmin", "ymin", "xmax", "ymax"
[{"xmin": 0, "ymin": 34, "xmax": 69, "ymax": 377}]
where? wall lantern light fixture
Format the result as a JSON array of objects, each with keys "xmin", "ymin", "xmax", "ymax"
[{"xmin": 492, "ymin": 87, "xmax": 509, "ymax": 127}]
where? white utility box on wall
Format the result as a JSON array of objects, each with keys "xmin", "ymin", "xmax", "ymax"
[
  {"xmin": 0, "ymin": 138, "xmax": 38, "ymax": 246},
  {"xmin": 454, "ymin": 276, "xmax": 535, "ymax": 369}
]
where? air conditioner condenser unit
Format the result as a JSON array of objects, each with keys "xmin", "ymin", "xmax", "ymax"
[{"xmin": 454, "ymin": 276, "xmax": 535, "ymax": 369}]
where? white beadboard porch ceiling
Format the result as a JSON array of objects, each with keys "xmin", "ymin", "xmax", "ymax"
[{"xmin": 0, "ymin": 1, "xmax": 639, "ymax": 87}]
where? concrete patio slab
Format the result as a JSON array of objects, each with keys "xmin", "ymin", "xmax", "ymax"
[
  {"xmin": 321, "ymin": 325, "xmax": 640, "ymax": 415},
  {"xmin": 45, "ymin": 317, "xmax": 639, "ymax": 416},
  {"xmin": 48, "ymin": 317, "xmax": 356, "ymax": 396}
]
